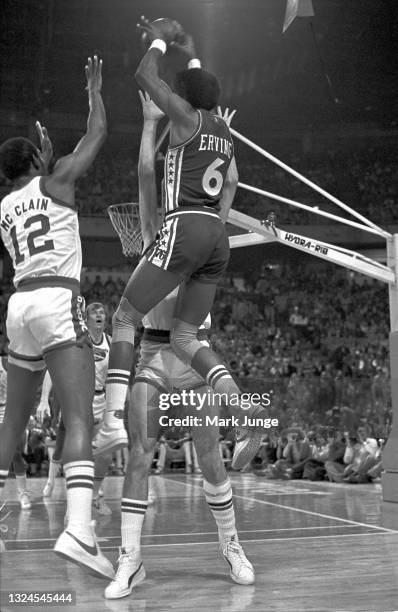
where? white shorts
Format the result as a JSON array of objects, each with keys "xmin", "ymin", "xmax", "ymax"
[
  {"xmin": 134, "ymin": 340, "xmax": 208, "ymax": 393},
  {"xmin": 0, "ymin": 404, "xmax": 5, "ymax": 424},
  {"xmin": 7, "ymin": 286, "xmax": 89, "ymax": 371}
]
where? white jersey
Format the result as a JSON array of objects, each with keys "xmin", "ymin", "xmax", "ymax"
[
  {"xmin": 92, "ymin": 333, "xmax": 111, "ymax": 393},
  {"xmin": 0, "ymin": 176, "xmax": 81, "ymax": 288},
  {"xmin": 143, "ymin": 287, "xmax": 211, "ymax": 331}
]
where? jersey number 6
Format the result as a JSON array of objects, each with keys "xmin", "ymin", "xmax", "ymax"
[
  {"xmin": 10, "ymin": 214, "xmax": 55, "ymax": 265},
  {"xmin": 202, "ymin": 158, "xmax": 225, "ymax": 197}
]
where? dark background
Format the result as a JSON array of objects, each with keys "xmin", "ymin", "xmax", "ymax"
[{"xmin": 0, "ymin": 0, "xmax": 395, "ymax": 136}]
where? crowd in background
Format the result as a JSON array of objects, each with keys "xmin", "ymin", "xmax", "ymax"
[
  {"xmin": 72, "ymin": 144, "xmax": 396, "ymax": 226},
  {"xmin": 2, "ymin": 143, "xmax": 395, "ymax": 226}
]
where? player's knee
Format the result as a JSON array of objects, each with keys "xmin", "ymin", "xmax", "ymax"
[
  {"xmin": 170, "ymin": 320, "xmax": 202, "ymax": 364},
  {"xmin": 112, "ymin": 297, "xmax": 143, "ymax": 344}
]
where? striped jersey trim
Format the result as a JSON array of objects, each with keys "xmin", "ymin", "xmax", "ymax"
[
  {"xmin": 164, "ymin": 112, "xmax": 202, "ymax": 213},
  {"xmin": 167, "ymin": 110, "xmax": 202, "ymax": 152}
]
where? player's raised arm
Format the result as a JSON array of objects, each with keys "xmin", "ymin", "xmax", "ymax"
[
  {"xmin": 137, "ymin": 91, "xmax": 164, "ymax": 250},
  {"xmin": 135, "ymin": 18, "xmax": 197, "ymax": 135},
  {"xmin": 49, "ymin": 56, "xmax": 107, "ymax": 186}
]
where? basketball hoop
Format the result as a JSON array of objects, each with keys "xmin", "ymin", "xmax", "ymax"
[{"xmin": 107, "ymin": 203, "xmax": 142, "ymax": 258}]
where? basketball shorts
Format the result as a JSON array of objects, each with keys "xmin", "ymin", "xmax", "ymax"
[
  {"xmin": 145, "ymin": 207, "xmax": 230, "ymax": 284},
  {"xmin": 7, "ymin": 286, "xmax": 90, "ymax": 371},
  {"xmin": 134, "ymin": 339, "xmax": 209, "ymax": 394}
]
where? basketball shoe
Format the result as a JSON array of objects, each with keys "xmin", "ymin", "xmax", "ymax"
[
  {"xmin": 104, "ymin": 548, "xmax": 146, "ymax": 599},
  {"xmin": 231, "ymin": 428, "xmax": 263, "ymax": 470},
  {"xmin": 54, "ymin": 521, "xmax": 114, "ymax": 579},
  {"xmin": 92, "ymin": 411, "xmax": 128, "ymax": 456},
  {"xmin": 220, "ymin": 536, "xmax": 255, "ymax": 585}
]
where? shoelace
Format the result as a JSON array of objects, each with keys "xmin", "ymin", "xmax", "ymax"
[
  {"xmin": 224, "ymin": 541, "xmax": 251, "ymax": 570},
  {"xmin": 114, "ymin": 550, "xmax": 137, "ymax": 583}
]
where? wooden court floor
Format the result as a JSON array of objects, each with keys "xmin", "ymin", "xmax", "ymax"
[{"xmin": 1, "ymin": 473, "xmax": 398, "ymax": 612}]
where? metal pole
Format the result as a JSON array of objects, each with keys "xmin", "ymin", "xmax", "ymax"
[{"xmin": 231, "ymin": 127, "xmax": 390, "ymax": 237}]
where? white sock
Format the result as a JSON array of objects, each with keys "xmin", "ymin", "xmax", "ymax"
[
  {"xmin": 120, "ymin": 498, "xmax": 148, "ymax": 553},
  {"xmin": 15, "ymin": 474, "xmax": 27, "ymax": 495},
  {"xmin": 64, "ymin": 460, "xmax": 94, "ymax": 544},
  {"xmin": 203, "ymin": 478, "xmax": 237, "ymax": 542},
  {"xmin": 105, "ymin": 370, "xmax": 130, "ymax": 425}
]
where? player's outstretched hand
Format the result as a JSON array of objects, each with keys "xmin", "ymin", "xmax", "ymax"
[
  {"xmin": 216, "ymin": 106, "xmax": 237, "ymax": 127},
  {"xmin": 85, "ymin": 55, "xmax": 103, "ymax": 93},
  {"xmin": 170, "ymin": 33, "xmax": 196, "ymax": 59},
  {"xmin": 35, "ymin": 120, "xmax": 53, "ymax": 171},
  {"xmin": 138, "ymin": 90, "xmax": 165, "ymax": 121}
]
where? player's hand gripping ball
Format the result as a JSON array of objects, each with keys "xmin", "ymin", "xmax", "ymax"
[
  {"xmin": 139, "ymin": 16, "xmax": 185, "ymax": 46},
  {"xmin": 153, "ymin": 18, "xmax": 184, "ymax": 43}
]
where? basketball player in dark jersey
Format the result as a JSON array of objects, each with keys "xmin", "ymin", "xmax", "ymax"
[{"xmin": 100, "ymin": 24, "xmax": 267, "ymax": 468}]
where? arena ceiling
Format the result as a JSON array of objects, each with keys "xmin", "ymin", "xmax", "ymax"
[{"xmin": 0, "ymin": 0, "xmax": 394, "ymax": 134}]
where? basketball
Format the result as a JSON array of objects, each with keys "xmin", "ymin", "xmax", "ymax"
[{"xmin": 151, "ymin": 18, "xmax": 184, "ymax": 44}]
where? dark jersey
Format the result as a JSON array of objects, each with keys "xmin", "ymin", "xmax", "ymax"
[{"xmin": 164, "ymin": 110, "xmax": 234, "ymax": 212}]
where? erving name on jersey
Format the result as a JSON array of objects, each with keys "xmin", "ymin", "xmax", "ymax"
[
  {"xmin": 1, "ymin": 198, "xmax": 49, "ymax": 232},
  {"xmin": 198, "ymin": 134, "xmax": 232, "ymax": 159}
]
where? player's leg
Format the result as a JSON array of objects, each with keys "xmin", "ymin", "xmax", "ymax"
[
  {"xmin": 103, "ymin": 259, "xmax": 181, "ymax": 436},
  {"xmin": 0, "ymin": 363, "xmax": 43, "ymax": 502},
  {"xmin": 92, "ymin": 452, "xmax": 112, "ymax": 515},
  {"xmin": 190, "ymin": 386, "xmax": 255, "ymax": 585},
  {"xmin": 171, "ymin": 279, "xmax": 267, "ymax": 468},
  {"xmin": 43, "ymin": 411, "xmax": 64, "ymax": 497},
  {"xmin": 12, "ymin": 438, "xmax": 31, "ymax": 510},
  {"xmin": 105, "ymin": 380, "xmax": 161, "ymax": 599},
  {"xmin": 46, "ymin": 344, "xmax": 113, "ymax": 579}
]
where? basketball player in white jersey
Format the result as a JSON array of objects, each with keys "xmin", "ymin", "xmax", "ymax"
[
  {"xmin": 104, "ymin": 92, "xmax": 254, "ymax": 600},
  {"xmin": 0, "ymin": 56, "xmax": 114, "ymax": 579},
  {"xmin": 39, "ymin": 302, "xmax": 114, "ymax": 515},
  {"xmin": 0, "ymin": 352, "xmax": 32, "ymax": 510}
]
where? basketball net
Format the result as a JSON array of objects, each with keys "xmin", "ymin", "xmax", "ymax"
[{"xmin": 107, "ymin": 203, "xmax": 142, "ymax": 258}]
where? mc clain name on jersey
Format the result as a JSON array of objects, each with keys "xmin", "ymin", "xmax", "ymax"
[{"xmin": 0, "ymin": 197, "xmax": 49, "ymax": 232}]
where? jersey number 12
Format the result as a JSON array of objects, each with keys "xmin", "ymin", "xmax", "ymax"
[{"xmin": 10, "ymin": 214, "xmax": 55, "ymax": 265}]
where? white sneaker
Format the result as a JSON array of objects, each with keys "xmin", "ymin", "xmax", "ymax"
[
  {"xmin": 54, "ymin": 523, "xmax": 114, "ymax": 579},
  {"xmin": 220, "ymin": 537, "xmax": 255, "ymax": 585},
  {"xmin": 92, "ymin": 420, "xmax": 128, "ymax": 456},
  {"xmin": 104, "ymin": 547, "xmax": 145, "ymax": 599},
  {"xmin": 93, "ymin": 496, "xmax": 112, "ymax": 516},
  {"xmin": 232, "ymin": 428, "xmax": 263, "ymax": 470},
  {"xmin": 43, "ymin": 481, "xmax": 54, "ymax": 498},
  {"xmin": 18, "ymin": 491, "xmax": 31, "ymax": 510}
]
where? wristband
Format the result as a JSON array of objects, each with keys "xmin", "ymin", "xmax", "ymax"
[
  {"xmin": 149, "ymin": 39, "xmax": 167, "ymax": 55},
  {"xmin": 188, "ymin": 58, "xmax": 201, "ymax": 69}
]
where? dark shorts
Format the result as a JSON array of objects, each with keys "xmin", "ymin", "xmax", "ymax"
[{"xmin": 145, "ymin": 207, "xmax": 230, "ymax": 284}]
